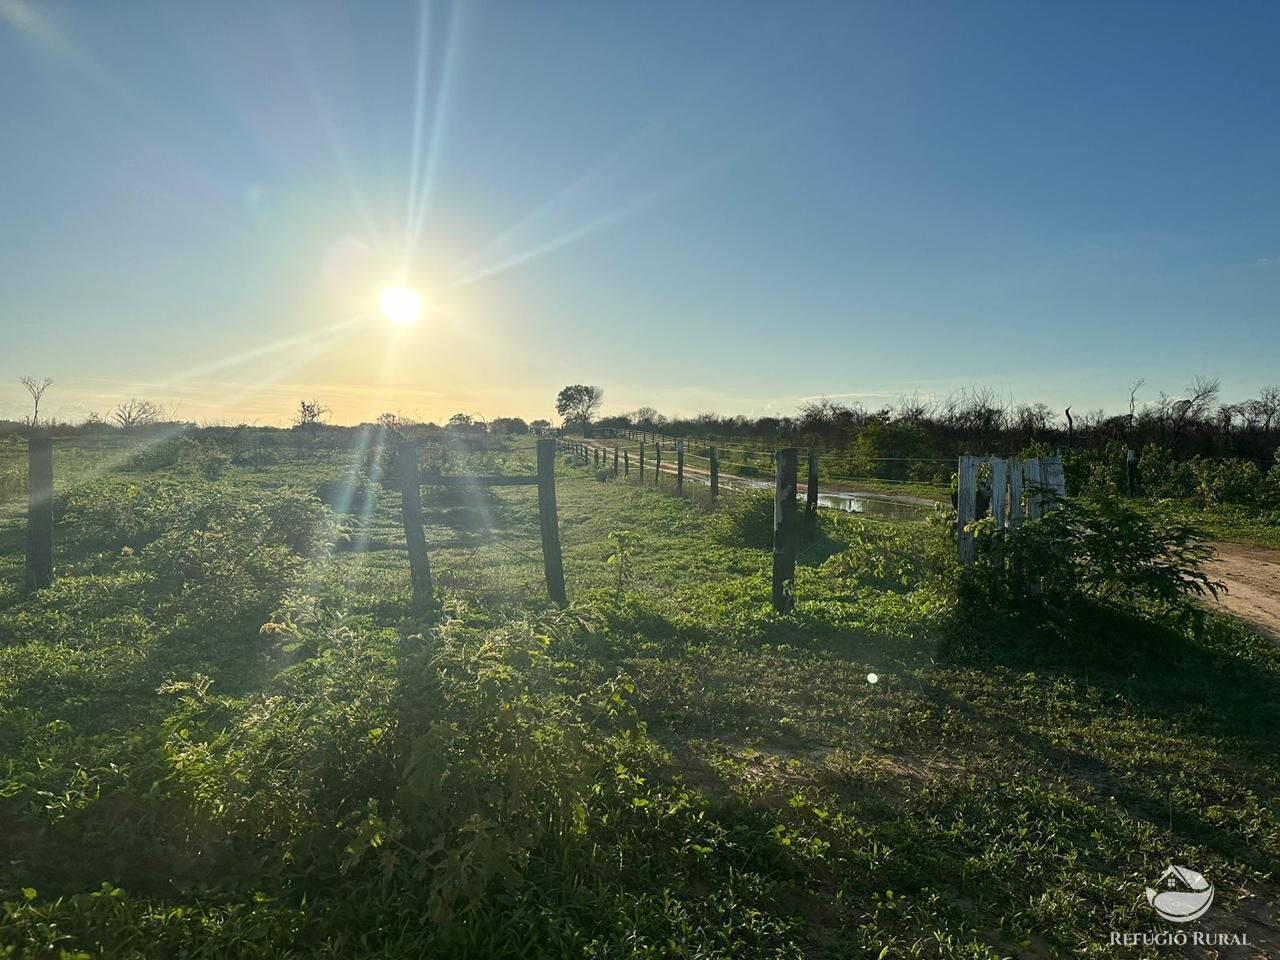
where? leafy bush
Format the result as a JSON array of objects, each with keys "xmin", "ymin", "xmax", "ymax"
[
  {"xmin": 161, "ymin": 606, "xmax": 646, "ymax": 927},
  {"xmin": 971, "ymin": 494, "xmax": 1223, "ymax": 619},
  {"xmin": 1137, "ymin": 444, "xmax": 1194, "ymax": 499},
  {"xmin": 1064, "ymin": 440, "xmax": 1129, "ymax": 498},
  {"xmin": 1190, "ymin": 457, "xmax": 1263, "ymax": 507},
  {"xmin": 707, "ymin": 489, "xmax": 777, "ymax": 549},
  {"xmin": 57, "ymin": 477, "xmax": 332, "ymax": 629},
  {"xmin": 61, "ymin": 476, "xmax": 330, "ymax": 555},
  {"xmin": 820, "ymin": 518, "xmax": 950, "ymax": 592},
  {"xmin": 1264, "ymin": 448, "xmax": 1280, "ymax": 509}
]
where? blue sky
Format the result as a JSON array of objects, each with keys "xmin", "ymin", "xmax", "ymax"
[{"xmin": 1, "ymin": 0, "xmax": 1277, "ymax": 425}]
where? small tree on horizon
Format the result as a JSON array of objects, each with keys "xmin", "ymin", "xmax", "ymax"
[
  {"xmin": 293, "ymin": 399, "xmax": 330, "ymax": 430},
  {"xmin": 112, "ymin": 398, "xmax": 162, "ymax": 430},
  {"xmin": 555, "ymin": 385, "xmax": 603, "ymax": 429},
  {"xmin": 20, "ymin": 376, "xmax": 53, "ymax": 425}
]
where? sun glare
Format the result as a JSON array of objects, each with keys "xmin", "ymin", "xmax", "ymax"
[{"xmin": 379, "ymin": 284, "xmax": 423, "ymax": 326}]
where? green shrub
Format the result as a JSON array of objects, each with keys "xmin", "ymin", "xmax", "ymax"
[
  {"xmin": 1190, "ymin": 456, "xmax": 1262, "ymax": 507},
  {"xmin": 971, "ymin": 494, "xmax": 1223, "ymax": 620},
  {"xmin": 1137, "ymin": 444, "xmax": 1194, "ymax": 499},
  {"xmin": 1064, "ymin": 441, "xmax": 1129, "ymax": 498},
  {"xmin": 707, "ymin": 489, "xmax": 777, "ymax": 549}
]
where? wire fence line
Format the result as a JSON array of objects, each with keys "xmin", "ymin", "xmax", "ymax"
[{"xmin": 574, "ymin": 432, "xmax": 955, "ymax": 497}]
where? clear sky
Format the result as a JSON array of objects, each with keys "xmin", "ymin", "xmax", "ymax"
[{"xmin": 2, "ymin": 0, "xmax": 1278, "ymax": 426}]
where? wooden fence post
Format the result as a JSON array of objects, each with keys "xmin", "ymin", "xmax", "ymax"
[
  {"xmin": 26, "ymin": 436, "xmax": 53, "ymax": 590},
  {"xmin": 710, "ymin": 446, "xmax": 719, "ymax": 498},
  {"xmin": 806, "ymin": 447, "xmax": 819, "ymax": 520},
  {"xmin": 957, "ymin": 455, "xmax": 977, "ymax": 563},
  {"xmin": 638, "ymin": 443, "xmax": 645, "ymax": 480},
  {"xmin": 676, "ymin": 439, "xmax": 685, "ymax": 494},
  {"xmin": 772, "ymin": 448, "xmax": 798, "ymax": 613},
  {"xmin": 536, "ymin": 438, "xmax": 567, "ymax": 604},
  {"xmin": 624, "ymin": 449, "xmax": 629, "ymax": 476},
  {"xmin": 397, "ymin": 442, "xmax": 435, "ymax": 610},
  {"xmin": 1126, "ymin": 448, "xmax": 1137, "ymax": 496},
  {"xmin": 594, "ymin": 447, "xmax": 599, "ymax": 467},
  {"xmin": 613, "ymin": 446, "xmax": 619, "ymax": 476},
  {"xmin": 655, "ymin": 444, "xmax": 661, "ymax": 483}
]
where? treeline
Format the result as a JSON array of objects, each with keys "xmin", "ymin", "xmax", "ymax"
[
  {"xmin": 596, "ymin": 378, "xmax": 1280, "ymax": 465},
  {"xmin": 0, "ymin": 410, "xmax": 548, "ymax": 441}
]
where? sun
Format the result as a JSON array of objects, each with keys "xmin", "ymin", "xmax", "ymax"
[{"xmin": 378, "ymin": 284, "xmax": 423, "ymax": 326}]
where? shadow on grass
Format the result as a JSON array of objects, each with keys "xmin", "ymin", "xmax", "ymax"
[{"xmin": 940, "ymin": 596, "xmax": 1280, "ymax": 752}]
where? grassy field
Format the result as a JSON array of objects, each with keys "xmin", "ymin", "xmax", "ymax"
[{"xmin": 1, "ymin": 434, "xmax": 1278, "ymax": 958}]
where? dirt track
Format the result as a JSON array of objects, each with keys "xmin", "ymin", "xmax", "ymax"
[{"xmin": 1208, "ymin": 542, "xmax": 1280, "ymax": 639}]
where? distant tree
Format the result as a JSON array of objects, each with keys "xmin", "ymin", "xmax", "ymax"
[
  {"xmin": 1127, "ymin": 378, "xmax": 1146, "ymax": 433},
  {"xmin": 376, "ymin": 411, "xmax": 414, "ymax": 431},
  {"xmin": 19, "ymin": 376, "xmax": 53, "ymax": 425},
  {"xmin": 293, "ymin": 399, "xmax": 330, "ymax": 430},
  {"xmin": 632, "ymin": 406, "xmax": 661, "ymax": 427},
  {"xmin": 529, "ymin": 418, "xmax": 551, "ymax": 433},
  {"xmin": 112, "ymin": 399, "xmax": 162, "ymax": 429},
  {"xmin": 447, "ymin": 413, "xmax": 474, "ymax": 429},
  {"xmin": 555, "ymin": 385, "xmax": 603, "ymax": 428},
  {"xmin": 1246, "ymin": 386, "xmax": 1280, "ymax": 437},
  {"xmin": 489, "ymin": 416, "xmax": 529, "ymax": 436}
]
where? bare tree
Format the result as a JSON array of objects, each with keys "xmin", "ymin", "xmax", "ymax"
[
  {"xmin": 632, "ymin": 406, "xmax": 661, "ymax": 427},
  {"xmin": 293, "ymin": 399, "xmax": 330, "ymax": 429},
  {"xmin": 112, "ymin": 398, "xmax": 162, "ymax": 429},
  {"xmin": 1127, "ymin": 377, "xmax": 1145, "ymax": 433},
  {"xmin": 1245, "ymin": 385, "xmax": 1280, "ymax": 437},
  {"xmin": 895, "ymin": 391, "xmax": 934, "ymax": 424},
  {"xmin": 20, "ymin": 376, "xmax": 54, "ymax": 425}
]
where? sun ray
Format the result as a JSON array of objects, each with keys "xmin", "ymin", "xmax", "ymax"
[
  {"xmin": 404, "ymin": 0, "xmax": 433, "ymax": 260},
  {"xmin": 403, "ymin": 0, "xmax": 459, "ymax": 270}
]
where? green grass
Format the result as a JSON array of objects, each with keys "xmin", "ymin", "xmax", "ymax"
[
  {"xmin": 1133, "ymin": 499, "xmax": 1280, "ymax": 550},
  {"xmin": 1, "ymin": 435, "xmax": 1279, "ymax": 957}
]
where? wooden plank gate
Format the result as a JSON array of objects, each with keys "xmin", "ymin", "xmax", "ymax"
[{"xmin": 956, "ymin": 454, "xmax": 1066, "ymax": 562}]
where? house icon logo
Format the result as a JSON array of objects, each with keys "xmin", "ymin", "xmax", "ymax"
[{"xmin": 1145, "ymin": 864, "xmax": 1214, "ymax": 923}]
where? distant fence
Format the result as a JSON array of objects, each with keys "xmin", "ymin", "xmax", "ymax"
[{"xmin": 560, "ymin": 437, "xmax": 824, "ymax": 614}]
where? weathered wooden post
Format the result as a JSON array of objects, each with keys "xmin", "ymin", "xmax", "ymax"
[
  {"xmin": 772, "ymin": 448, "xmax": 798, "ymax": 613},
  {"xmin": 536, "ymin": 438, "xmax": 567, "ymax": 604},
  {"xmin": 655, "ymin": 443, "xmax": 662, "ymax": 483},
  {"xmin": 594, "ymin": 447, "xmax": 600, "ymax": 467},
  {"xmin": 613, "ymin": 446, "xmax": 619, "ymax": 476},
  {"xmin": 710, "ymin": 446, "xmax": 719, "ymax": 498},
  {"xmin": 639, "ymin": 443, "xmax": 645, "ymax": 481},
  {"xmin": 805, "ymin": 447, "xmax": 819, "ymax": 521},
  {"xmin": 957, "ymin": 455, "xmax": 977, "ymax": 563},
  {"xmin": 25, "ymin": 435, "xmax": 53, "ymax": 590},
  {"xmin": 624, "ymin": 450, "xmax": 629, "ymax": 476},
  {"xmin": 1126, "ymin": 448, "xmax": 1136, "ymax": 497},
  {"xmin": 397, "ymin": 442, "xmax": 434, "ymax": 609},
  {"xmin": 676, "ymin": 439, "xmax": 685, "ymax": 493}
]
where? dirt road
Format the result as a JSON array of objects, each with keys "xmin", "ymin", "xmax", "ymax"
[{"xmin": 1209, "ymin": 542, "xmax": 1280, "ymax": 639}]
